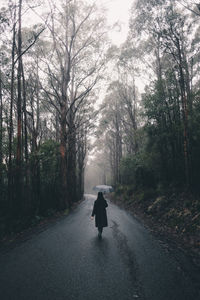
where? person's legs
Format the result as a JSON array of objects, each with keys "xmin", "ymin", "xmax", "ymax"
[{"xmin": 98, "ymin": 226, "xmax": 103, "ymax": 237}]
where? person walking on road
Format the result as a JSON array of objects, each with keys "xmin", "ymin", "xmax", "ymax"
[{"xmin": 91, "ymin": 192, "xmax": 108, "ymax": 238}]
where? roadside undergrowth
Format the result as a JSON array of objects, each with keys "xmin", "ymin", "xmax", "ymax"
[
  {"xmin": 0, "ymin": 199, "xmax": 82, "ymax": 245},
  {"xmin": 111, "ymin": 186, "xmax": 200, "ymax": 264}
]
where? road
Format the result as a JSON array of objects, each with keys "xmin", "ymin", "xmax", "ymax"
[{"xmin": 0, "ymin": 194, "xmax": 199, "ymax": 300}]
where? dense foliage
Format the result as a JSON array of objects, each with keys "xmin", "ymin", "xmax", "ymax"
[
  {"xmin": 0, "ymin": 0, "xmax": 107, "ymax": 236},
  {"xmin": 96, "ymin": 0, "xmax": 200, "ymax": 195},
  {"xmin": 1, "ymin": 0, "xmax": 200, "ymax": 238}
]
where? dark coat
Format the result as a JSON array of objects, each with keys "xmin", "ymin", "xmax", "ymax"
[{"xmin": 92, "ymin": 198, "xmax": 108, "ymax": 228}]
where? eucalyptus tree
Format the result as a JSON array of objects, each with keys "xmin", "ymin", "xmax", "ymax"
[
  {"xmin": 128, "ymin": 0, "xmax": 200, "ymax": 187},
  {"xmin": 74, "ymin": 89, "xmax": 98, "ymax": 199},
  {"xmin": 0, "ymin": 6, "xmax": 10, "ymax": 191},
  {"xmin": 0, "ymin": 67, "xmax": 3, "ymax": 189},
  {"xmin": 15, "ymin": 5, "xmax": 45, "ymax": 214},
  {"xmin": 41, "ymin": 0, "xmax": 108, "ymax": 208},
  {"xmin": 96, "ymin": 83, "xmax": 124, "ymax": 186},
  {"xmin": 116, "ymin": 51, "xmax": 139, "ymax": 155},
  {"xmin": 0, "ymin": 0, "xmax": 46, "ymax": 216}
]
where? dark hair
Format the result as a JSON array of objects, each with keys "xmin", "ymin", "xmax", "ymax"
[{"xmin": 97, "ymin": 191, "xmax": 104, "ymax": 200}]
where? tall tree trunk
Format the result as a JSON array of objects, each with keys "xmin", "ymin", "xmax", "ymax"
[
  {"xmin": 15, "ymin": 0, "xmax": 23, "ymax": 214},
  {"xmin": 0, "ymin": 68, "xmax": 3, "ymax": 188},
  {"xmin": 81, "ymin": 132, "xmax": 87, "ymax": 197},
  {"xmin": 8, "ymin": 8, "xmax": 16, "ymax": 212},
  {"xmin": 77, "ymin": 150, "xmax": 85, "ymax": 200},
  {"xmin": 21, "ymin": 62, "xmax": 28, "ymax": 166},
  {"xmin": 29, "ymin": 60, "xmax": 41, "ymax": 216},
  {"xmin": 155, "ymin": 41, "xmax": 174, "ymax": 181},
  {"xmin": 21, "ymin": 60, "xmax": 30, "ymax": 213},
  {"xmin": 34, "ymin": 59, "xmax": 41, "ymax": 215},
  {"xmin": 67, "ymin": 119, "xmax": 77, "ymax": 205},
  {"xmin": 60, "ymin": 104, "xmax": 68, "ymax": 209},
  {"xmin": 115, "ymin": 112, "xmax": 122, "ymax": 184},
  {"xmin": 176, "ymin": 38, "xmax": 190, "ymax": 187},
  {"xmin": 55, "ymin": 109, "xmax": 59, "ymax": 143}
]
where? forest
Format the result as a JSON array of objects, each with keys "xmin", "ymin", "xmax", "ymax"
[{"xmin": 1, "ymin": 0, "xmax": 200, "ymax": 239}]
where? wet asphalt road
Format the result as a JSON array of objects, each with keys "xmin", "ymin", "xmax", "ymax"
[{"xmin": 0, "ymin": 194, "xmax": 199, "ymax": 300}]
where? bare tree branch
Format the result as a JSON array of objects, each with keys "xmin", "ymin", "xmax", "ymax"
[{"xmin": 14, "ymin": 27, "xmax": 45, "ymax": 65}]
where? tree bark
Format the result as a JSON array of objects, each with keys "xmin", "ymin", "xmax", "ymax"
[
  {"xmin": 0, "ymin": 68, "xmax": 3, "ymax": 187},
  {"xmin": 15, "ymin": 0, "xmax": 23, "ymax": 214},
  {"xmin": 60, "ymin": 103, "xmax": 68, "ymax": 210},
  {"xmin": 8, "ymin": 8, "xmax": 16, "ymax": 211},
  {"xmin": 21, "ymin": 62, "xmax": 28, "ymax": 165},
  {"xmin": 176, "ymin": 37, "xmax": 190, "ymax": 187},
  {"xmin": 67, "ymin": 117, "xmax": 77, "ymax": 205}
]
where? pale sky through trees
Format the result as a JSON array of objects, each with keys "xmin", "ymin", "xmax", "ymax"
[
  {"xmin": 98, "ymin": 0, "xmax": 133, "ymax": 45},
  {"xmin": 19, "ymin": 0, "xmax": 133, "ymax": 46},
  {"xmin": 14, "ymin": 0, "xmax": 138, "ymax": 112}
]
